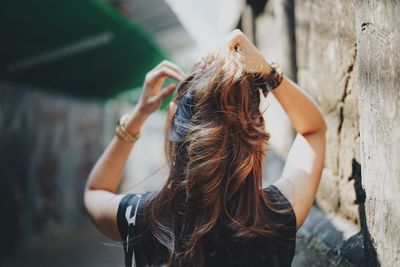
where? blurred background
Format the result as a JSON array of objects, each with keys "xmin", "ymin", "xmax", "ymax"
[{"xmin": 1, "ymin": 0, "xmax": 399, "ymax": 266}]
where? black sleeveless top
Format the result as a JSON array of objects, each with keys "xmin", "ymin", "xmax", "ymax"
[{"xmin": 117, "ymin": 185, "xmax": 297, "ymax": 267}]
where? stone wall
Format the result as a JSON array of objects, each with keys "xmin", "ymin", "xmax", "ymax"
[
  {"xmin": 294, "ymin": 0, "xmax": 400, "ymax": 266},
  {"xmin": 296, "ymin": 0, "xmax": 360, "ymax": 230},
  {"xmin": 356, "ymin": 1, "xmax": 400, "ymax": 266}
]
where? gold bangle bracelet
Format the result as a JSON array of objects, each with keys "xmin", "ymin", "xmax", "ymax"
[{"xmin": 115, "ymin": 114, "xmax": 141, "ymax": 143}]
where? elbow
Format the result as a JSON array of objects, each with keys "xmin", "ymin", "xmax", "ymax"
[
  {"xmin": 83, "ymin": 177, "xmax": 96, "ymax": 216},
  {"xmin": 84, "ymin": 172, "xmax": 99, "ymax": 203},
  {"xmin": 313, "ymin": 113, "xmax": 327, "ymax": 135},
  {"xmin": 83, "ymin": 184, "xmax": 92, "ymax": 215},
  {"xmin": 320, "ymin": 116, "xmax": 328, "ymax": 134},
  {"xmin": 299, "ymin": 116, "xmax": 327, "ymax": 136},
  {"xmin": 83, "ymin": 186, "xmax": 100, "ymax": 221}
]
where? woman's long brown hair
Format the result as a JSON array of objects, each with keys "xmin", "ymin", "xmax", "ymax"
[{"xmin": 140, "ymin": 53, "xmax": 291, "ymax": 266}]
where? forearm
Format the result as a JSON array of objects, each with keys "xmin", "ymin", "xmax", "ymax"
[
  {"xmin": 224, "ymin": 30, "xmax": 325, "ymax": 135},
  {"xmin": 85, "ymin": 106, "xmax": 148, "ymax": 193},
  {"xmin": 271, "ymin": 76, "xmax": 327, "ymax": 135},
  {"xmin": 82, "ymin": 60, "xmax": 182, "ymax": 241}
]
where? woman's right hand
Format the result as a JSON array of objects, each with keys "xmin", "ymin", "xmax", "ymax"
[
  {"xmin": 137, "ymin": 60, "xmax": 184, "ymax": 116},
  {"xmin": 224, "ymin": 29, "xmax": 272, "ymax": 78}
]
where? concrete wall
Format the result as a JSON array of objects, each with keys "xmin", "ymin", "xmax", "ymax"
[
  {"xmin": 0, "ymin": 81, "xmax": 107, "ymax": 260},
  {"xmin": 294, "ymin": 0, "xmax": 400, "ymax": 266},
  {"xmin": 296, "ymin": 0, "xmax": 360, "ymax": 230},
  {"xmin": 0, "ymin": 80, "xmax": 174, "ymax": 264},
  {"xmin": 356, "ymin": 1, "xmax": 400, "ymax": 266}
]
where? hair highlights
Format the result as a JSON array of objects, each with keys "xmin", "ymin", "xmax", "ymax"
[{"xmin": 139, "ymin": 53, "xmax": 289, "ymax": 266}]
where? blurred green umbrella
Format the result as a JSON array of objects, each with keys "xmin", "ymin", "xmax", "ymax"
[{"xmin": 0, "ymin": 0, "xmax": 166, "ymax": 99}]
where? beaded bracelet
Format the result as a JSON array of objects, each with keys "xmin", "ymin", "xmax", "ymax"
[
  {"xmin": 252, "ymin": 62, "xmax": 284, "ymax": 97},
  {"xmin": 115, "ymin": 114, "xmax": 141, "ymax": 143}
]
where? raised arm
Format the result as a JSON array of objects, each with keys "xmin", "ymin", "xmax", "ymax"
[
  {"xmin": 226, "ymin": 30, "xmax": 327, "ymax": 229},
  {"xmin": 83, "ymin": 61, "xmax": 184, "ymax": 240},
  {"xmin": 270, "ymin": 77, "xmax": 326, "ymax": 229}
]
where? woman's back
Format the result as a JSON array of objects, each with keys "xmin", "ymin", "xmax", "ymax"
[{"xmin": 117, "ymin": 185, "xmax": 296, "ymax": 267}]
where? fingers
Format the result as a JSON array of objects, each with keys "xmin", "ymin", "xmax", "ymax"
[
  {"xmin": 225, "ymin": 29, "xmax": 246, "ymax": 51},
  {"xmin": 169, "ymin": 101, "xmax": 178, "ymax": 115},
  {"xmin": 153, "ymin": 83, "xmax": 176, "ymax": 102},
  {"xmin": 155, "ymin": 67, "xmax": 184, "ymax": 81},
  {"xmin": 167, "ymin": 101, "xmax": 178, "ymax": 121},
  {"xmin": 156, "ymin": 60, "xmax": 185, "ymax": 77},
  {"xmin": 145, "ymin": 66, "xmax": 184, "ymax": 85},
  {"xmin": 215, "ymin": 29, "xmax": 247, "ymax": 60}
]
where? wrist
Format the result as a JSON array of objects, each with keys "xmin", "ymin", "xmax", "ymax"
[
  {"xmin": 261, "ymin": 63, "xmax": 272, "ymax": 80},
  {"xmin": 125, "ymin": 106, "xmax": 149, "ymax": 133},
  {"xmin": 135, "ymin": 102, "xmax": 152, "ymax": 117},
  {"xmin": 252, "ymin": 62, "xmax": 284, "ymax": 97},
  {"xmin": 115, "ymin": 114, "xmax": 141, "ymax": 143}
]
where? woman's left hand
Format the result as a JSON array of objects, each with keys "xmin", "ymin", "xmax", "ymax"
[
  {"xmin": 137, "ymin": 60, "xmax": 185, "ymax": 115},
  {"xmin": 223, "ymin": 29, "xmax": 271, "ymax": 78}
]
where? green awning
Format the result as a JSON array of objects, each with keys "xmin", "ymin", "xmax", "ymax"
[{"xmin": 0, "ymin": 0, "xmax": 166, "ymax": 99}]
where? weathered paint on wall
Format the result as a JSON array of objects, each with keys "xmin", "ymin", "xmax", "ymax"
[
  {"xmin": 0, "ymin": 81, "xmax": 106, "ymax": 259},
  {"xmin": 356, "ymin": 1, "xmax": 400, "ymax": 266}
]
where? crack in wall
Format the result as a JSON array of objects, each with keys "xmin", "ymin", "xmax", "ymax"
[
  {"xmin": 325, "ymin": 45, "xmax": 357, "ymax": 116},
  {"xmin": 337, "ymin": 46, "xmax": 357, "ymax": 135},
  {"xmin": 332, "ymin": 45, "xmax": 358, "ymax": 214}
]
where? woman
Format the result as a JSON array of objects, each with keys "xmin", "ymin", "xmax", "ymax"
[{"xmin": 84, "ymin": 30, "xmax": 326, "ymax": 266}]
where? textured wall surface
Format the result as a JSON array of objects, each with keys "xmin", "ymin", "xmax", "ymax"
[
  {"xmin": 0, "ymin": 81, "xmax": 106, "ymax": 260},
  {"xmin": 356, "ymin": 0, "xmax": 400, "ymax": 266},
  {"xmin": 296, "ymin": 0, "xmax": 360, "ymax": 231},
  {"xmin": 295, "ymin": 0, "xmax": 400, "ymax": 265}
]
